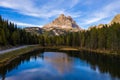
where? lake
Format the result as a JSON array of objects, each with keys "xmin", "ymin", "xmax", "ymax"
[{"xmin": 0, "ymin": 49, "xmax": 120, "ymax": 80}]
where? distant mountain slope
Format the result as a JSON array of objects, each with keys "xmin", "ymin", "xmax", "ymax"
[
  {"xmin": 24, "ymin": 27, "xmax": 43, "ymax": 35},
  {"xmin": 25, "ymin": 14, "xmax": 120, "ymax": 34},
  {"xmin": 89, "ymin": 14, "xmax": 120, "ymax": 30},
  {"xmin": 110, "ymin": 14, "xmax": 120, "ymax": 24}
]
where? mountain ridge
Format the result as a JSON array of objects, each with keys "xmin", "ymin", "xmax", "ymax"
[
  {"xmin": 24, "ymin": 14, "xmax": 120, "ymax": 35},
  {"xmin": 88, "ymin": 14, "xmax": 120, "ymax": 30},
  {"xmin": 43, "ymin": 14, "xmax": 81, "ymax": 30}
]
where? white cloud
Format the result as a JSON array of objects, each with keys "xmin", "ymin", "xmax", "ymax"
[
  {"xmin": 0, "ymin": 0, "xmax": 80, "ymax": 18},
  {"xmin": 81, "ymin": 0, "xmax": 120, "ymax": 25},
  {"xmin": 84, "ymin": 15, "xmax": 106, "ymax": 24},
  {"xmin": 0, "ymin": 0, "xmax": 120, "ymax": 29},
  {"xmin": 11, "ymin": 21, "xmax": 42, "ymax": 27},
  {"xmin": 70, "ymin": 0, "xmax": 80, "ymax": 8}
]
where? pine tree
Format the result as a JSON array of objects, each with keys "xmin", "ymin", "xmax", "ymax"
[{"xmin": 0, "ymin": 29, "xmax": 7, "ymax": 45}]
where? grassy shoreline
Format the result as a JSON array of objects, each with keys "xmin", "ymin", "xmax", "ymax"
[
  {"xmin": 0, "ymin": 46, "xmax": 119, "ymax": 67},
  {"xmin": 45, "ymin": 46, "xmax": 120, "ymax": 55},
  {"xmin": 0, "ymin": 45, "xmax": 40, "ymax": 66},
  {"xmin": 78, "ymin": 48, "xmax": 120, "ymax": 56},
  {"xmin": 35, "ymin": 46, "xmax": 120, "ymax": 55}
]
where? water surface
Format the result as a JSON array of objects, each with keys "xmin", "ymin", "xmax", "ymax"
[{"xmin": 0, "ymin": 49, "xmax": 120, "ymax": 80}]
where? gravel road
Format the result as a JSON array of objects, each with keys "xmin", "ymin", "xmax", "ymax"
[{"xmin": 0, "ymin": 46, "xmax": 28, "ymax": 54}]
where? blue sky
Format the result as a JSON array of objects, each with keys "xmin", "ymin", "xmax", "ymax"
[{"xmin": 0, "ymin": 0, "xmax": 120, "ymax": 29}]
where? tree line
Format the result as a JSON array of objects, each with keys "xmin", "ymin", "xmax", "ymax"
[
  {"xmin": 1, "ymin": 15, "xmax": 120, "ymax": 53},
  {"xmin": 0, "ymin": 16, "xmax": 39, "ymax": 46},
  {"xmin": 42, "ymin": 23, "xmax": 120, "ymax": 52}
]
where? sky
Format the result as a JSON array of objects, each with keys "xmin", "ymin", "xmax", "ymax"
[{"xmin": 0, "ymin": 0, "xmax": 120, "ymax": 29}]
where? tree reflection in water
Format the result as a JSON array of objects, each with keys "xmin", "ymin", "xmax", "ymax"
[
  {"xmin": 0, "ymin": 49, "xmax": 119, "ymax": 80},
  {"xmin": 66, "ymin": 50, "xmax": 120, "ymax": 78},
  {"xmin": 0, "ymin": 49, "xmax": 44, "ymax": 80}
]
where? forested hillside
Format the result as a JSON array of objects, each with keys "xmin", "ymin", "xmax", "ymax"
[
  {"xmin": 42, "ymin": 23, "xmax": 120, "ymax": 52},
  {"xmin": 1, "ymin": 15, "xmax": 120, "ymax": 53},
  {"xmin": 0, "ymin": 16, "xmax": 39, "ymax": 46}
]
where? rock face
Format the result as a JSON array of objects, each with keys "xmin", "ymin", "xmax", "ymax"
[
  {"xmin": 97, "ymin": 24, "xmax": 105, "ymax": 28},
  {"xmin": 88, "ymin": 24, "xmax": 105, "ymax": 30},
  {"xmin": 43, "ymin": 14, "xmax": 80, "ymax": 30},
  {"xmin": 41, "ymin": 14, "xmax": 81, "ymax": 35},
  {"xmin": 24, "ymin": 27, "xmax": 43, "ymax": 35},
  {"xmin": 24, "ymin": 14, "xmax": 81, "ymax": 36},
  {"xmin": 110, "ymin": 14, "xmax": 120, "ymax": 24}
]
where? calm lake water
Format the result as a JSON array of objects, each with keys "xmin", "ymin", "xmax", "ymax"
[{"xmin": 0, "ymin": 49, "xmax": 120, "ymax": 80}]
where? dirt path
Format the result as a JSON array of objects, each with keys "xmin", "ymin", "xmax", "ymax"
[{"xmin": 0, "ymin": 46, "xmax": 28, "ymax": 54}]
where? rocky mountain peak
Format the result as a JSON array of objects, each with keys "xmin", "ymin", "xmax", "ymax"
[
  {"xmin": 110, "ymin": 14, "xmax": 120, "ymax": 24},
  {"xmin": 59, "ymin": 14, "xmax": 65, "ymax": 18},
  {"xmin": 43, "ymin": 14, "xmax": 81, "ymax": 30}
]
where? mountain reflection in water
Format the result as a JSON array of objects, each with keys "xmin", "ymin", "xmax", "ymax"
[{"xmin": 0, "ymin": 49, "xmax": 120, "ymax": 80}]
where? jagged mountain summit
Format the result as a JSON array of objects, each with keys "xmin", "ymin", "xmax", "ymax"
[
  {"xmin": 43, "ymin": 14, "xmax": 81, "ymax": 30},
  {"xmin": 24, "ymin": 14, "xmax": 120, "ymax": 35},
  {"xmin": 24, "ymin": 14, "xmax": 81, "ymax": 36}
]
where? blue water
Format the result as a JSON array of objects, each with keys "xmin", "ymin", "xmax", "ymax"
[{"xmin": 0, "ymin": 50, "xmax": 119, "ymax": 80}]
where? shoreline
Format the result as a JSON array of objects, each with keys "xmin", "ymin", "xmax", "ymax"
[
  {"xmin": 0, "ymin": 45, "xmax": 28, "ymax": 54},
  {"xmin": 0, "ymin": 45, "xmax": 40, "ymax": 66},
  {"xmin": 78, "ymin": 48, "xmax": 120, "ymax": 56},
  {"xmin": 45, "ymin": 46, "xmax": 120, "ymax": 56},
  {"xmin": 0, "ymin": 46, "xmax": 120, "ymax": 67}
]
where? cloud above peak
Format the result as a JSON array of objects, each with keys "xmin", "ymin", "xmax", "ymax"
[
  {"xmin": 0, "ymin": 0, "xmax": 120, "ymax": 28},
  {"xmin": 0, "ymin": 0, "xmax": 80, "ymax": 18}
]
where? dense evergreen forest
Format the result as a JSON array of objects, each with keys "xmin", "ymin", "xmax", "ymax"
[
  {"xmin": 0, "ymin": 16, "xmax": 39, "ymax": 46},
  {"xmin": 0, "ymin": 16, "xmax": 120, "ymax": 53},
  {"xmin": 42, "ymin": 23, "xmax": 120, "ymax": 52}
]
